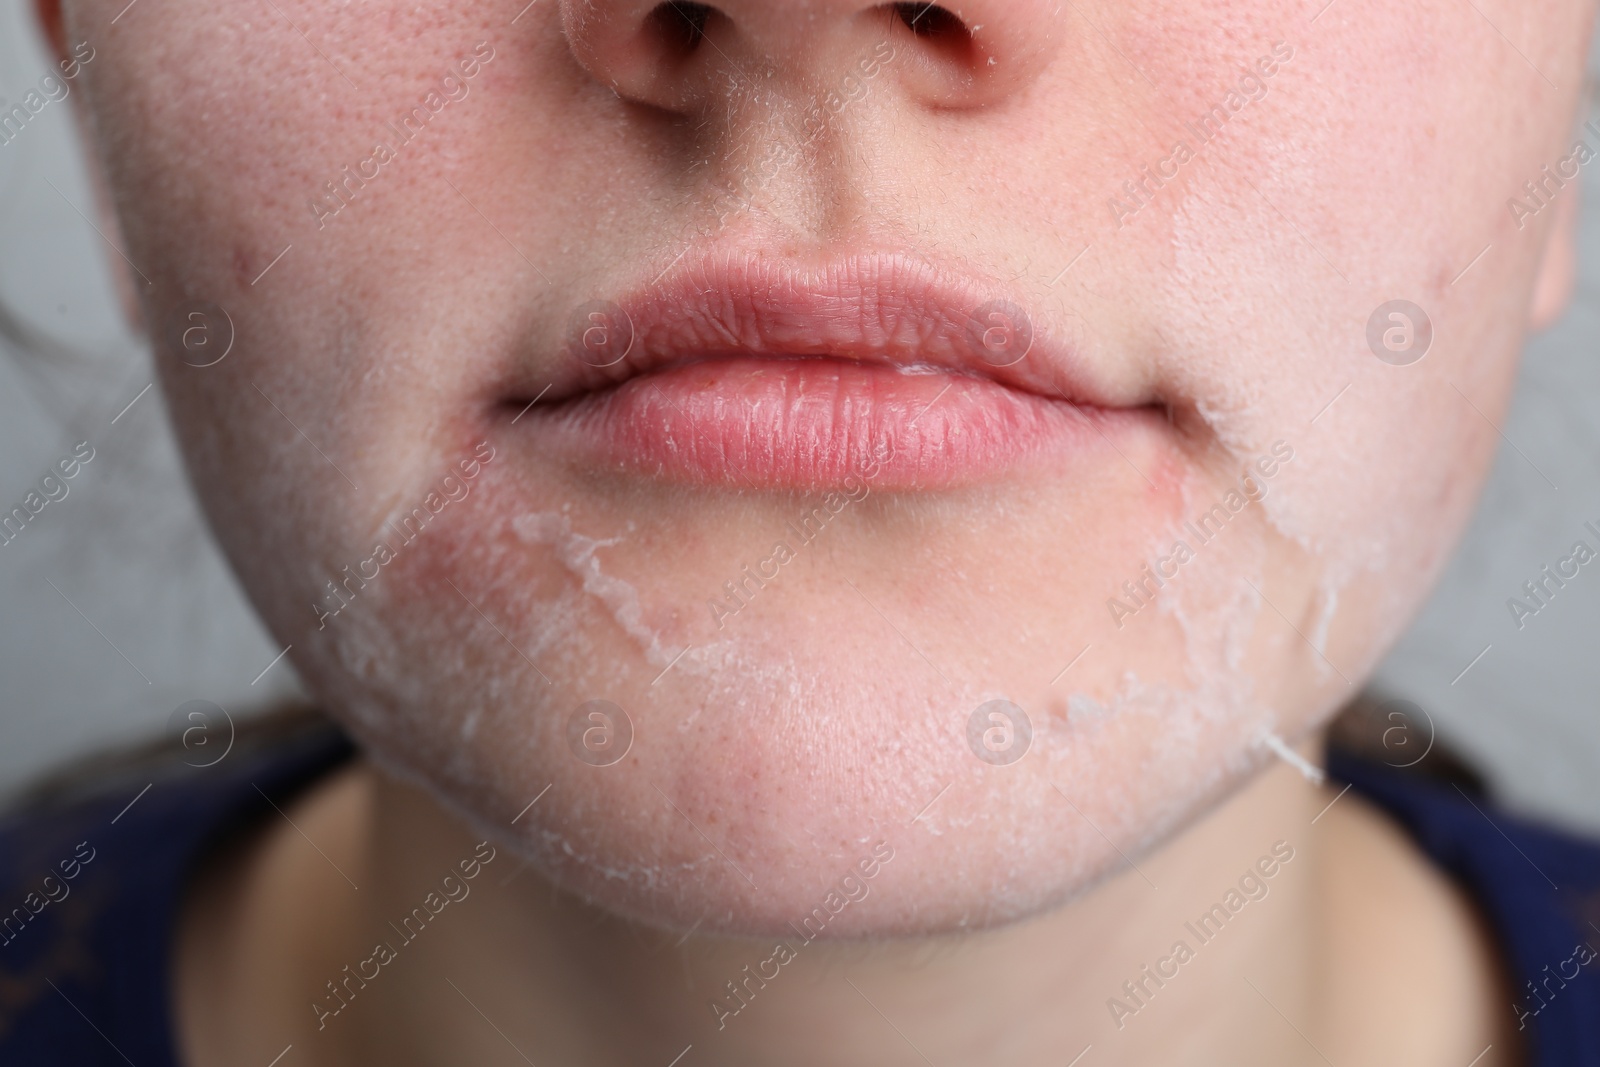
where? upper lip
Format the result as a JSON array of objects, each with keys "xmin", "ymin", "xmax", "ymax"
[{"xmin": 518, "ymin": 250, "xmax": 1120, "ymax": 410}]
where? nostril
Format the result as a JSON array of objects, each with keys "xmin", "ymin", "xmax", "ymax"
[
  {"xmin": 645, "ymin": 1, "xmax": 714, "ymax": 55},
  {"xmin": 890, "ymin": 2, "xmax": 969, "ymax": 42},
  {"xmin": 563, "ymin": 0, "xmax": 1044, "ymax": 115},
  {"xmin": 875, "ymin": 0, "xmax": 1037, "ymax": 107}
]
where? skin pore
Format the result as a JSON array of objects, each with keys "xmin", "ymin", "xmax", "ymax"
[{"xmin": 31, "ymin": 0, "xmax": 1591, "ymax": 1061}]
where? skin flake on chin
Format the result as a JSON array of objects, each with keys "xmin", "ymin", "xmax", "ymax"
[{"xmin": 512, "ymin": 511, "xmax": 679, "ymax": 670}]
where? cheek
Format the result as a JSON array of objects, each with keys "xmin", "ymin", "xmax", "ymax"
[{"xmin": 1103, "ymin": 0, "xmax": 1579, "ymax": 681}]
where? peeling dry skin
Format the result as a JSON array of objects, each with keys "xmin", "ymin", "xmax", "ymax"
[
  {"xmin": 511, "ymin": 512, "xmax": 678, "ymax": 668},
  {"xmin": 64, "ymin": 0, "xmax": 1593, "ymax": 944}
]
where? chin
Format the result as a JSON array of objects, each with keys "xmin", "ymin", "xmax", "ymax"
[
  {"xmin": 291, "ymin": 476, "xmax": 1317, "ymax": 942},
  {"xmin": 227, "ymin": 246, "xmax": 1394, "ymax": 943},
  {"xmin": 343, "ymin": 654, "xmax": 1277, "ymax": 942}
]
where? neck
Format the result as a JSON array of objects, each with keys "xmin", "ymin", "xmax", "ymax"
[
  {"xmin": 347, "ymin": 756, "xmax": 1322, "ymax": 1065},
  {"xmin": 178, "ymin": 744, "xmax": 1514, "ymax": 1067}
]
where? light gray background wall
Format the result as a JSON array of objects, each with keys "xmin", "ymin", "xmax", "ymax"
[
  {"xmin": 3, "ymin": 8, "xmax": 1600, "ymax": 829},
  {"xmin": 0, "ymin": 3, "xmax": 306, "ymax": 792}
]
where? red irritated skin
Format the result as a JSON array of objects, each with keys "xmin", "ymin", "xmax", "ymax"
[{"xmin": 48, "ymin": 0, "xmax": 1594, "ymax": 944}]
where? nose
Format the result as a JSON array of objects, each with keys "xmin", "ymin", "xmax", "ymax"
[{"xmin": 560, "ymin": 0, "xmax": 1061, "ymax": 113}]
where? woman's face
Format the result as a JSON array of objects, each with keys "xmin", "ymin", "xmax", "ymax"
[{"xmin": 56, "ymin": 0, "xmax": 1590, "ymax": 936}]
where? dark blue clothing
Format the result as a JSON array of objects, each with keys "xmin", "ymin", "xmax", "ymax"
[
  {"xmin": 1328, "ymin": 751, "xmax": 1600, "ymax": 1066},
  {"xmin": 0, "ymin": 715, "xmax": 353, "ymax": 1066},
  {"xmin": 1, "ymin": 718, "xmax": 1598, "ymax": 1064}
]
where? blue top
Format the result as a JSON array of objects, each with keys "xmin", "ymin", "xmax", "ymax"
[
  {"xmin": 0, "ymin": 714, "xmax": 353, "ymax": 1066},
  {"xmin": 0, "ymin": 718, "xmax": 1596, "ymax": 1064},
  {"xmin": 1327, "ymin": 750, "xmax": 1600, "ymax": 1065}
]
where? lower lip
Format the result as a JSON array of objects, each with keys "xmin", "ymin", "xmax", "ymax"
[{"xmin": 518, "ymin": 358, "xmax": 1135, "ymax": 490}]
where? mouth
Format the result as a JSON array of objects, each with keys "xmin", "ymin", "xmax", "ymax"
[{"xmin": 501, "ymin": 251, "xmax": 1158, "ymax": 490}]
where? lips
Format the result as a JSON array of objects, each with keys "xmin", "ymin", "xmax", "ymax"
[{"xmin": 503, "ymin": 251, "xmax": 1153, "ymax": 490}]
